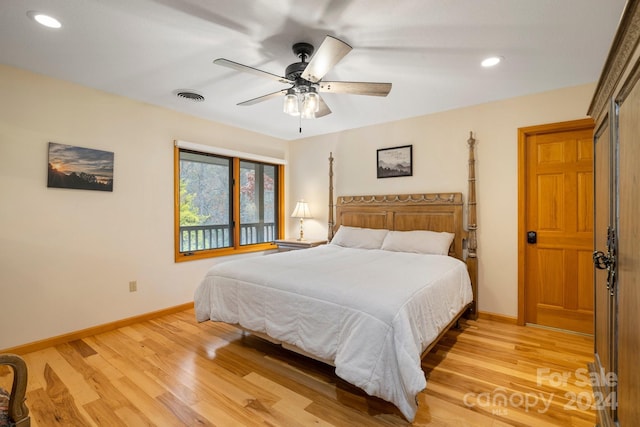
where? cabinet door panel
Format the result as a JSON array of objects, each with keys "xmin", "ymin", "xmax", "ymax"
[
  {"xmin": 593, "ymin": 119, "xmax": 614, "ymax": 423},
  {"xmin": 615, "ymin": 78, "xmax": 640, "ymax": 426}
]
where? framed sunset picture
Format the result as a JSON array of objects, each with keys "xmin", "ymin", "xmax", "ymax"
[{"xmin": 47, "ymin": 142, "xmax": 114, "ymax": 191}]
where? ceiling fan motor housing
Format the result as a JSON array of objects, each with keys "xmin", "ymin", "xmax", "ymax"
[
  {"xmin": 285, "ymin": 62, "xmax": 312, "ymax": 82},
  {"xmin": 286, "ymin": 42, "xmax": 315, "ymax": 82}
]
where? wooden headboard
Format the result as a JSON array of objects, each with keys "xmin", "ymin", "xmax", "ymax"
[{"xmin": 334, "ymin": 193, "xmax": 465, "ymax": 260}]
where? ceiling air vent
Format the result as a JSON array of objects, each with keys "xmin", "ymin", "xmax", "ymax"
[{"xmin": 176, "ymin": 90, "xmax": 205, "ymax": 102}]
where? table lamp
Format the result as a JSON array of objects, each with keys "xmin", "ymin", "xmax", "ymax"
[{"xmin": 291, "ymin": 200, "xmax": 312, "ymax": 241}]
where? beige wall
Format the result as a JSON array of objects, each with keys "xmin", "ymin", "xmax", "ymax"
[
  {"xmin": 0, "ymin": 64, "xmax": 287, "ymax": 350},
  {"xmin": 0, "ymin": 62, "xmax": 596, "ymax": 349},
  {"xmin": 288, "ymin": 83, "xmax": 596, "ymax": 317}
]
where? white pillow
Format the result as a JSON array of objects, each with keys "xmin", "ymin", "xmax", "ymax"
[
  {"xmin": 330, "ymin": 226, "xmax": 389, "ymax": 249},
  {"xmin": 381, "ymin": 230, "xmax": 455, "ymax": 255}
]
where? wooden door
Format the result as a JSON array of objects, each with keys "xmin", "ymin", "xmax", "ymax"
[{"xmin": 518, "ymin": 119, "xmax": 594, "ymax": 334}]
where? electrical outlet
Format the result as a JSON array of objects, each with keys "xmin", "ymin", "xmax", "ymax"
[{"xmin": 129, "ymin": 281, "xmax": 137, "ymax": 292}]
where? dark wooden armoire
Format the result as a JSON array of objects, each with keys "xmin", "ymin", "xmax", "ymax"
[{"xmin": 588, "ymin": 0, "xmax": 640, "ymax": 425}]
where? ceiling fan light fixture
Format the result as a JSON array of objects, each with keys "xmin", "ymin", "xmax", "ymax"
[
  {"xmin": 301, "ymin": 108, "xmax": 316, "ymax": 119},
  {"xmin": 302, "ymin": 87, "xmax": 320, "ymax": 117},
  {"xmin": 283, "ymin": 89, "xmax": 299, "ymax": 116}
]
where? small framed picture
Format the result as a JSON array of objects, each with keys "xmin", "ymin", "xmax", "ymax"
[
  {"xmin": 377, "ymin": 145, "xmax": 412, "ymax": 178},
  {"xmin": 47, "ymin": 142, "xmax": 114, "ymax": 191}
]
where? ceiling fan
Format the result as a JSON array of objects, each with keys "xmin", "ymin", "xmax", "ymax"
[{"xmin": 213, "ymin": 35, "xmax": 392, "ymax": 120}]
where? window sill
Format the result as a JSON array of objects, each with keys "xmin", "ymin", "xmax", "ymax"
[{"xmin": 175, "ymin": 242, "xmax": 278, "ymax": 262}]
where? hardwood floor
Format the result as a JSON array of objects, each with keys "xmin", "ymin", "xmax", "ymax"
[{"xmin": 1, "ymin": 309, "xmax": 596, "ymax": 426}]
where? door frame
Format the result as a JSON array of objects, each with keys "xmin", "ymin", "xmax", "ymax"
[{"xmin": 517, "ymin": 118, "xmax": 595, "ymax": 326}]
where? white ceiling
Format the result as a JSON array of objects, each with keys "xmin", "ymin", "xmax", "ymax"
[{"xmin": 0, "ymin": 0, "xmax": 627, "ymax": 141}]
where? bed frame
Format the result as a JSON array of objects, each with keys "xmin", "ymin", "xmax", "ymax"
[{"xmin": 247, "ymin": 132, "xmax": 479, "ymax": 365}]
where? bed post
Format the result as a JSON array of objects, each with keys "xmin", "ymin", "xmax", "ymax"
[
  {"xmin": 467, "ymin": 132, "xmax": 479, "ymax": 320},
  {"xmin": 328, "ymin": 152, "xmax": 335, "ymax": 241}
]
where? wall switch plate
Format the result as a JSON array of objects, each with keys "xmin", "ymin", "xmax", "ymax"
[{"xmin": 129, "ymin": 281, "xmax": 137, "ymax": 292}]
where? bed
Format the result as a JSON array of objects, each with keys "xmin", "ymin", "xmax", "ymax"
[{"xmin": 194, "ymin": 133, "xmax": 479, "ymax": 421}]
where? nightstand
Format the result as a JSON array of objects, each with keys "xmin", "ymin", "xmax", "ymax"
[{"xmin": 274, "ymin": 238, "xmax": 327, "ymax": 252}]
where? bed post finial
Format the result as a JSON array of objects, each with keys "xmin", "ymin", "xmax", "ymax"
[
  {"xmin": 466, "ymin": 131, "xmax": 478, "ymax": 319},
  {"xmin": 328, "ymin": 152, "xmax": 335, "ymax": 241}
]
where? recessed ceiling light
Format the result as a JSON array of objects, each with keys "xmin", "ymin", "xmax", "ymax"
[
  {"xmin": 481, "ymin": 56, "xmax": 502, "ymax": 67},
  {"xmin": 27, "ymin": 11, "xmax": 62, "ymax": 29}
]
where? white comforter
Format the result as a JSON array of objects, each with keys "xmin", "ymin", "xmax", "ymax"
[{"xmin": 194, "ymin": 245, "xmax": 473, "ymax": 421}]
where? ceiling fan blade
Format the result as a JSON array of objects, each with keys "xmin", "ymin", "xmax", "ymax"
[
  {"xmin": 301, "ymin": 36, "xmax": 352, "ymax": 83},
  {"xmin": 237, "ymin": 89, "xmax": 289, "ymax": 106},
  {"xmin": 319, "ymin": 81, "xmax": 392, "ymax": 97},
  {"xmin": 316, "ymin": 95, "xmax": 332, "ymax": 118},
  {"xmin": 214, "ymin": 58, "xmax": 293, "ymax": 85}
]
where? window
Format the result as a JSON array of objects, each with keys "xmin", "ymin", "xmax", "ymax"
[{"xmin": 174, "ymin": 145, "xmax": 284, "ymax": 261}]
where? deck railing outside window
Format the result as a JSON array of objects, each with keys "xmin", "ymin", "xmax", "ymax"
[{"xmin": 179, "ymin": 222, "xmax": 276, "ymax": 252}]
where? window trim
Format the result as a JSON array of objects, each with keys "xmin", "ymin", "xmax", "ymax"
[
  {"xmin": 173, "ymin": 144, "xmax": 285, "ymax": 262},
  {"xmin": 175, "ymin": 139, "xmax": 287, "ymax": 165}
]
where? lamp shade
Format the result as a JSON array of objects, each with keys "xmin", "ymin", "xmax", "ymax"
[
  {"xmin": 300, "ymin": 108, "xmax": 315, "ymax": 119},
  {"xmin": 291, "ymin": 200, "xmax": 312, "ymax": 218},
  {"xmin": 302, "ymin": 90, "xmax": 319, "ymax": 113},
  {"xmin": 283, "ymin": 89, "xmax": 299, "ymax": 116}
]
